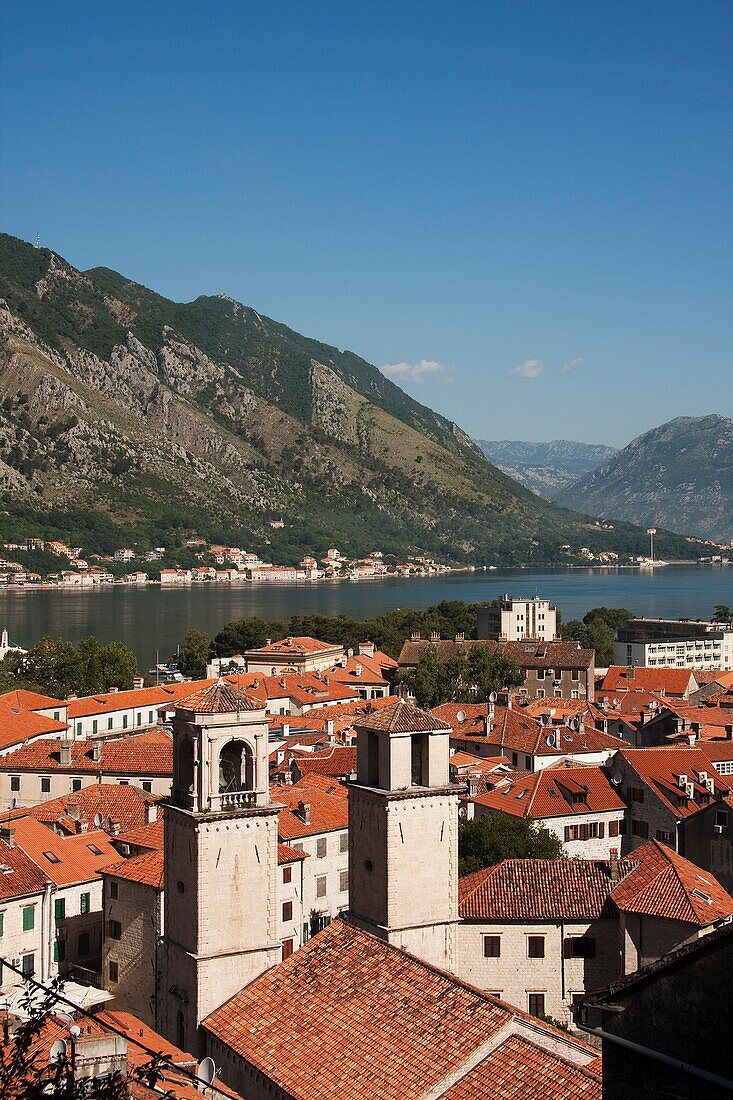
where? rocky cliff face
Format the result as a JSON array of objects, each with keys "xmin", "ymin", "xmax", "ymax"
[
  {"xmin": 0, "ymin": 233, "xmax": 705, "ymax": 562},
  {"xmin": 555, "ymin": 416, "xmax": 733, "ymax": 543},
  {"xmin": 475, "ymin": 439, "xmax": 617, "ymax": 499}
]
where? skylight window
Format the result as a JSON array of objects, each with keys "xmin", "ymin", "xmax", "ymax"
[
  {"xmin": 43, "ymin": 851, "xmax": 61, "ymax": 864},
  {"xmin": 86, "ymin": 844, "xmax": 103, "ymax": 855},
  {"xmin": 692, "ymin": 888, "xmax": 712, "ymax": 905}
]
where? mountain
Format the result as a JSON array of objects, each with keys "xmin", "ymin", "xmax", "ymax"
[
  {"xmin": 475, "ymin": 439, "xmax": 618, "ymax": 499},
  {"xmin": 555, "ymin": 416, "xmax": 733, "ymax": 543},
  {"xmin": 0, "ymin": 233, "xmax": 705, "ymax": 564}
]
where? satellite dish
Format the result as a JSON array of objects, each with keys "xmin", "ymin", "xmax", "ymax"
[
  {"xmin": 456, "ymin": 710, "xmax": 466, "ymax": 724},
  {"xmin": 569, "ymin": 717, "xmax": 580, "ymax": 731},
  {"xmin": 49, "ymin": 1039, "xmax": 67, "ymax": 1065},
  {"xmin": 458, "ymin": 806, "xmax": 467, "ymax": 819},
  {"xmin": 197, "ymin": 1057, "xmax": 217, "ymax": 1087},
  {"xmin": 9, "ymin": 797, "xmax": 16, "ymax": 810},
  {"xmin": 546, "ymin": 733, "xmax": 557, "ymax": 748},
  {"xmin": 70, "ymin": 1026, "xmax": 81, "ymax": 1038},
  {"xmin": 489, "ymin": 691, "xmax": 498, "ymax": 704},
  {"xmin": 611, "ymin": 771, "xmax": 623, "ymax": 786},
  {"xmin": 93, "ymin": 813, "xmax": 103, "ymax": 828}
]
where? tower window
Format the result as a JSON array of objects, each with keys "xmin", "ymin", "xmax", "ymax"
[
  {"xmin": 483, "ymin": 935, "xmax": 501, "ymax": 958},
  {"xmin": 411, "ymin": 734, "xmax": 428, "ymax": 786},
  {"xmin": 364, "ymin": 859, "xmax": 374, "ymax": 873}
]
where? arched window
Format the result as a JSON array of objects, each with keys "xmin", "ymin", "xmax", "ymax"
[
  {"xmin": 176, "ymin": 737, "xmax": 194, "ymax": 797},
  {"xmin": 218, "ymin": 739, "xmax": 254, "ymax": 794}
]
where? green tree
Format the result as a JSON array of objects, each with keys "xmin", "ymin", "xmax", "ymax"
[
  {"xmin": 0, "ymin": 636, "xmax": 137, "ymax": 698},
  {"xmin": 178, "ymin": 629, "xmax": 213, "ymax": 677},
  {"xmin": 214, "ymin": 616, "xmax": 286, "ymax": 657},
  {"xmin": 465, "ymin": 647, "xmax": 522, "ymax": 700},
  {"xmin": 560, "ymin": 606, "xmax": 634, "ymax": 666},
  {"xmin": 458, "ymin": 812, "xmax": 565, "ymax": 875},
  {"xmin": 713, "ymin": 604, "xmax": 733, "ymax": 624}
]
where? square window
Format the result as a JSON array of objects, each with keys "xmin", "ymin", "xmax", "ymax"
[
  {"xmin": 339, "ymin": 833, "xmax": 348, "ymax": 853},
  {"xmin": 528, "ymin": 993, "xmax": 545, "ymax": 1017},
  {"xmin": 282, "ymin": 866, "xmax": 292, "ymax": 885},
  {"xmin": 339, "ymin": 870, "xmax": 348, "ymax": 892},
  {"xmin": 316, "ymin": 876, "xmax": 327, "ymax": 898},
  {"xmin": 483, "ymin": 935, "xmax": 501, "ymax": 958},
  {"xmin": 40, "ymin": 777, "xmax": 51, "ymax": 794},
  {"xmin": 22, "ymin": 906, "xmax": 35, "ymax": 932},
  {"xmin": 565, "ymin": 936, "xmax": 596, "ymax": 958},
  {"xmin": 142, "ymin": 781, "xmax": 152, "ymax": 793},
  {"xmin": 10, "ymin": 777, "xmax": 20, "ymax": 793},
  {"xmin": 80, "ymin": 893, "xmax": 90, "ymax": 915},
  {"xmin": 108, "ymin": 961, "xmax": 119, "ymax": 983},
  {"xmin": 528, "ymin": 936, "xmax": 545, "ymax": 959},
  {"xmin": 21, "ymin": 954, "xmax": 35, "ymax": 977},
  {"xmin": 71, "ymin": 778, "xmax": 82, "ymax": 793},
  {"xmin": 316, "ymin": 837, "xmax": 327, "ymax": 858},
  {"xmin": 282, "ymin": 901, "xmax": 293, "ymax": 922}
]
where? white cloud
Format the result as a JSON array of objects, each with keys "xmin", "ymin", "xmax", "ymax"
[
  {"xmin": 561, "ymin": 357, "xmax": 583, "ymax": 373},
  {"xmin": 380, "ymin": 359, "xmax": 451, "ymax": 383},
  {"xmin": 511, "ymin": 358, "xmax": 544, "ymax": 379}
]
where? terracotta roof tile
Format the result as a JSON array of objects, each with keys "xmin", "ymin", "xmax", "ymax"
[
  {"xmin": 0, "ymin": 710, "xmax": 69, "ymax": 751},
  {"xmin": 601, "ymin": 666, "xmax": 697, "ymax": 696},
  {"xmin": 104, "ymin": 849, "xmax": 164, "ymax": 889},
  {"xmin": 8, "ymin": 817, "xmax": 120, "ymax": 886},
  {"xmin": 437, "ymin": 1035, "xmax": 601, "ymax": 1099},
  {"xmin": 472, "ymin": 766, "xmax": 625, "ymax": 819},
  {"xmin": 459, "ymin": 859, "xmax": 630, "ymax": 920},
  {"xmin": 248, "ymin": 636, "xmax": 342, "ymax": 656},
  {"xmin": 0, "ymin": 732, "xmax": 173, "ymax": 776},
  {"xmin": 355, "ymin": 699, "xmax": 450, "ymax": 733},
  {"xmin": 610, "ymin": 840, "xmax": 733, "ymax": 925},
  {"xmin": 292, "ymin": 746, "xmax": 357, "ymax": 779},
  {"xmin": 275, "ymin": 780, "xmax": 349, "ymax": 839},
  {"xmin": 615, "ymin": 748, "xmax": 733, "ymax": 818},
  {"xmin": 0, "ymin": 689, "xmax": 65, "ymax": 710},
  {"xmin": 26, "ymin": 784, "xmax": 157, "ymax": 835},
  {"xmin": 115, "ymin": 817, "xmax": 164, "ymax": 851},
  {"xmin": 175, "ymin": 679, "xmax": 261, "ymax": 714},
  {"xmin": 278, "ymin": 842, "xmax": 308, "ymax": 864},
  {"xmin": 0, "ymin": 838, "xmax": 49, "ymax": 900}
]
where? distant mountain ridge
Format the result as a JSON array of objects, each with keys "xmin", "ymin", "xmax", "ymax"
[
  {"xmin": 0, "ymin": 233, "xmax": 704, "ymax": 563},
  {"xmin": 555, "ymin": 415, "xmax": 733, "ymax": 543},
  {"xmin": 476, "ymin": 439, "xmax": 617, "ymax": 499}
]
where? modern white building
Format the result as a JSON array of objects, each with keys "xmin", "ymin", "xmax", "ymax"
[
  {"xmin": 615, "ymin": 618, "xmax": 733, "ymax": 671},
  {"xmin": 477, "ymin": 595, "xmax": 559, "ymax": 642}
]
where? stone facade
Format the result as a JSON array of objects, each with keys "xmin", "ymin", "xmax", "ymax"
[
  {"xmin": 289, "ymin": 827, "xmax": 348, "ymax": 937},
  {"xmin": 455, "ymin": 917, "xmax": 619, "ymax": 1025},
  {"xmin": 103, "ymin": 873, "xmax": 162, "ymax": 1026}
]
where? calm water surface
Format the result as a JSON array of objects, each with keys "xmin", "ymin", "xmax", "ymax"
[{"xmin": 1, "ymin": 565, "xmax": 731, "ymax": 670}]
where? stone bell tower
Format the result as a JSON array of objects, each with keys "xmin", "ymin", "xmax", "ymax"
[
  {"xmin": 160, "ymin": 680, "xmax": 280, "ymax": 1053},
  {"xmin": 348, "ymin": 700, "xmax": 460, "ymax": 971}
]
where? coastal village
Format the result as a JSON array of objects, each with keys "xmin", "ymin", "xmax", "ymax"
[{"xmin": 0, "ymin": 595, "xmax": 731, "ymax": 1097}]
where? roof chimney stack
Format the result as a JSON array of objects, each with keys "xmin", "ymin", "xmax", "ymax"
[
  {"xmin": 0, "ymin": 825, "xmax": 15, "ymax": 848},
  {"xmin": 59, "ymin": 739, "xmax": 73, "ymax": 767},
  {"xmin": 609, "ymin": 847, "xmax": 620, "ymax": 885},
  {"xmin": 298, "ymin": 800, "xmax": 311, "ymax": 824}
]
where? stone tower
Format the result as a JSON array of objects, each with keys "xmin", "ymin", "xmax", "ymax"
[
  {"xmin": 160, "ymin": 680, "xmax": 280, "ymax": 1053},
  {"xmin": 348, "ymin": 700, "xmax": 460, "ymax": 971}
]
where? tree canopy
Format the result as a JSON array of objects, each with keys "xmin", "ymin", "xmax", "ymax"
[
  {"xmin": 399, "ymin": 645, "xmax": 523, "ymax": 708},
  {"xmin": 458, "ymin": 812, "xmax": 565, "ymax": 875},
  {"xmin": 560, "ymin": 606, "xmax": 634, "ymax": 666},
  {"xmin": 177, "ymin": 629, "xmax": 213, "ymax": 677},
  {"xmin": 0, "ymin": 636, "xmax": 137, "ymax": 698}
]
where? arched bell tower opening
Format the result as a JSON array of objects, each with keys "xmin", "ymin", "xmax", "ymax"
[
  {"xmin": 161, "ymin": 679, "xmax": 281, "ymax": 1051},
  {"xmin": 218, "ymin": 739, "xmax": 255, "ymax": 796}
]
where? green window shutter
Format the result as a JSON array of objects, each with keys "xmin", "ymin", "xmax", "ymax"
[
  {"xmin": 80, "ymin": 893, "xmax": 90, "ymax": 915},
  {"xmin": 54, "ymin": 898, "xmax": 65, "ymax": 921},
  {"xmin": 22, "ymin": 906, "xmax": 35, "ymax": 932},
  {"xmin": 0, "ymin": 912, "xmax": 4, "ymax": 937},
  {"xmin": 53, "ymin": 940, "xmax": 59, "ymax": 962}
]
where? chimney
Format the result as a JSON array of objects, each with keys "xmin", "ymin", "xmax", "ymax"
[
  {"xmin": 430, "ymin": 630, "xmax": 440, "ymax": 642},
  {"xmin": 92, "ymin": 742, "xmax": 102, "ymax": 763},
  {"xmin": 347, "ymin": 648, "xmax": 354, "ymax": 659},
  {"xmin": 626, "ymin": 665, "xmax": 634, "ymax": 679},
  {"xmin": 326, "ymin": 719, "xmax": 335, "ymax": 738},
  {"xmin": 298, "ymin": 800, "xmax": 311, "ymax": 824},
  {"xmin": 59, "ymin": 739, "xmax": 73, "ymax": 767},
  {"xmin": 67, "ymin": 801, "xmax": 80, "ymax": 823},
  {"xmin": 455, "ymin": 632, "xmax": 465, "ymax": 642},
  {"xmin": 687, "ymin": 734, "xmax": 697, "ymax": 747},
  {"xmin": 144, "ymin": 802, "xmax": 157, "ymax": 824},
  {"xmin": 0, "ymin": 825, "xmax": 14, "ymax": 848},
  {"xmin": 359, "ymin": 641, "xmax": 375, "ymax": 658},
  {"xmin": 132, "ymin": 675, "xmax": 144, "ymax": 690},
  {"xmin": 467, "ymin": 775, "xmax": 479, "ymax": 798},
  {"xmin": 265, "ymin": 638, "xmax": 272, "ymax": 645},
  {"xmin": 410, "ymin": 631, "xmax": 421, "ymax": 642},
  {"xmin": 282, "ymin": 722, "xmax": 290, "ymax": 738},
  {"xmin": 725, "ymin": 724, "xmax": 733, "ymax": 741},
  {"xmin": 609, "ymin": 847, "xmax": 620, "ymax": 885},
  {"xmin": 108, "ymin": 687, "xmax": 118, "ymax": 694}
]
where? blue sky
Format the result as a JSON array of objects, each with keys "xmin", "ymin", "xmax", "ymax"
[{"xmin": 2, "ymin": 0, "xmax": 731, "ymax": 446}]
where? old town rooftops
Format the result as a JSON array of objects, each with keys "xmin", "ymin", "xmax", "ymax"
[
  {"xmin": 24, "ymin": 784, "xmax": 157, "ymax": 836},
  {"xmin": 203, "ymin": 917, "xmax": 596, "ymax": 1100},
  {"xmin": 0, "ymin": 731, "xmax": 173, "ymax": 775},
  {"xmin": 354, "ymin": 699, "xmax": 451, "ymax": 734},
  {"xmin": 0, "ymin": 837, "xmax": 49, "ymax": 900},
  {"xmin": 398, "ymin": 637, "xmax": 595, "ymax": 669},
  {"xmin": 613, "ymin": 747, "xmax": 733, "ymax": 817},
  {"xmin": 436, "ymin": 1033, "xmax": 600, "ymax": 1100},
  {"xmin": 459, "ymin": 843, "xmax": 733, "ymax": 927},
  {"xmin": 4, "ymin": 816, "xmax": 120, "ymax": 887},
  {"xmin": 245, "ymin": 636, "xmax": 344, "ymax": 657},
  {"xmin": 600, "ymin": 666, "xmax": 698, "ymax": 697},
  {"xmin": 471, "ymin": 766, "xmax": 626, "ymax": 819}
]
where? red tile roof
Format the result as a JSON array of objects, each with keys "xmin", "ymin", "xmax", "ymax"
[
  {"xmin": 0, "ymin": 731, "xmax": 173, "ymax": 775},
  {"xmin": 66, "ymin": 682, "xmax": 195, "ymax": 719},
  {"xmin": 0, "ymin": 837, "xmax": 49, "ymax": 900},
  {"xmin": 0, "ymin": 710, "xmax": 69, "ymax": 751},
  {"xmin": 459, "ymin": 858, "xmax": 627, "ymax": 920},
  {"xmin": 275, "ymin": 779, "xmax": 349, "ymax": 840},
  {"xmin": 610, "ymin": 840, "xmax": 733, "ymax": 925},
  {"xmin": 25, "ymin": 784, "xmax": 157, "ymax": 836},
  {"xmin": 292, "ymin": 746, "xmax": 357, "ymax": 780},
  {"xmin": 437, "ymin": 1034, "xmax": 601, "ymax": 1100},
  {"xmin": 0, "ymin": 689, "xmax": 65, "ymax": 711},
  {"xmin": 104, "ymin": 848, "xmax": 164, "ymax": 889},
  {"xmin": 601, "ymin": 666, "xmax": 697, "ymax": 696},
  {"xmin": 8, "ymin": 817, "xmax": 120, "ymax": 886},
  {"xmin": 248, "ymin": 636, "xmax": 342, "ymax": 656},
  {"xmin": 356, "ymin": 699, "xmax": 450, "ymax": 733},
  {"xmin": 399, "ymin": 638, "xmax": 595, "ymax": 670},
  {"xmin": 203, "ymin": 918, "xmax": 591, "ymax": 1100},
  {"xmin": 278, "ymin": 842, "xmax": 308, "ymax": 864},
  {"xmin": 115, "ymin": 817, "xmax": 164, "ymax": 852},
  {"xmin": 437, "ymin": 703, "xmax": 623, "ymax": 758},
  {"xmin": 174, "ymin": 679, "xmax": 261, "ymax": 714},
  {"xmin": 472, "ymin": 766, "xmax": 626, "ymax": 819},
  {"xmin": 614, "ymin": 747, "xmax": 733, "ymax": 818}
]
